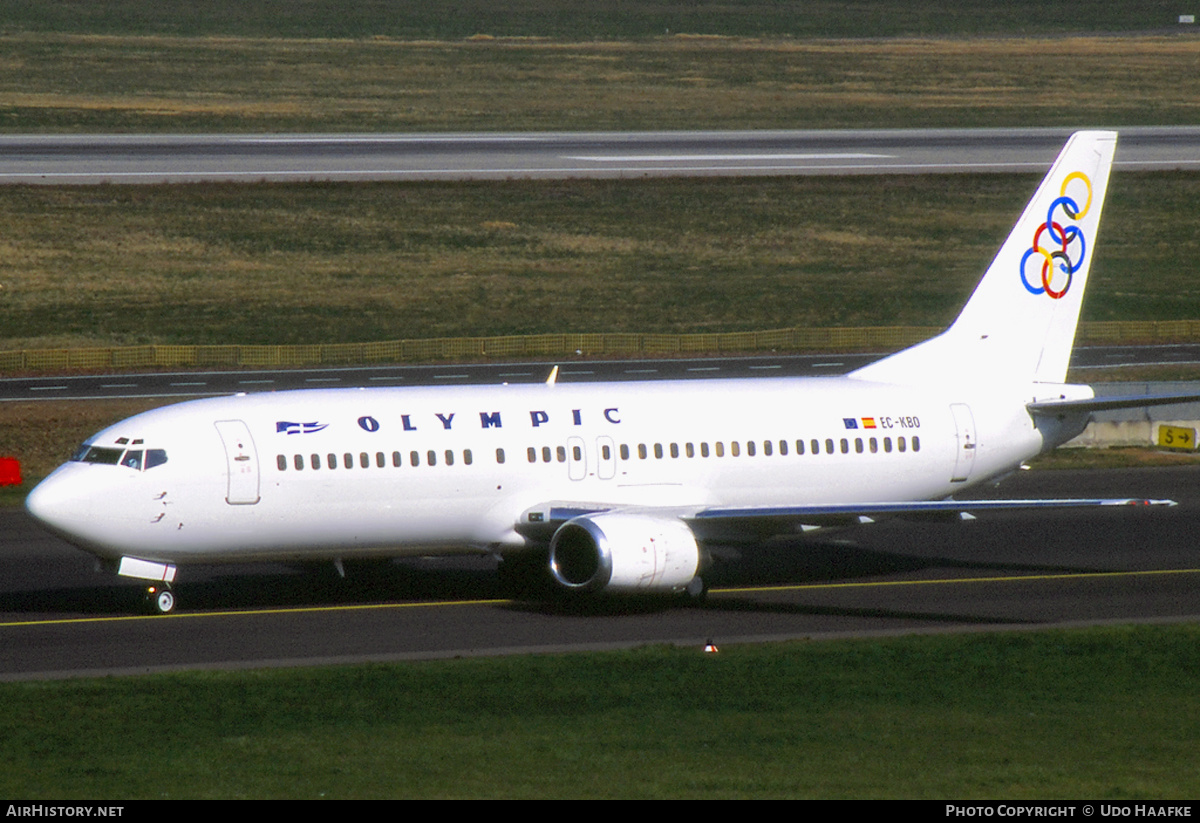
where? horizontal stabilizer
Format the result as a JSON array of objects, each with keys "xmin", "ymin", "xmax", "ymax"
[{"xmin": 1028, "ymin": 392, "xmax": 1200, "ymax": 416}]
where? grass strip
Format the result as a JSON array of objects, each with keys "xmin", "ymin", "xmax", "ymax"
[
  {"xmin": 1, "ymin": 625, "xmax": 1198, "ymax": 798},
  {"xmin": 0, "ymin": 33, "xmax": 1198, "ymax": 133},
  {"xmin": 2, "ymin": 0, "xmax": 1195, "ymax": 39},
  {"xmin": 2, "ymin": 173, "xmax": 1198, "ymax": 350}
]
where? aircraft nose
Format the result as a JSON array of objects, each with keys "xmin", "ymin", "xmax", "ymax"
[{"xmin": 25, "ymin": 468, "xmax": 99, "ymax": 545}]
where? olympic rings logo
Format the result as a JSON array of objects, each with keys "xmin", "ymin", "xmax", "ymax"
[{"xmin": 1019, "ymin": 171, "xmax": 1093, "ymax": 300}]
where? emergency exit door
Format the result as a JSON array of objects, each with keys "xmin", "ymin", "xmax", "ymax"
[{"xmin": 949, "ymin": 404, "xmax": 976, "ymax": 483}]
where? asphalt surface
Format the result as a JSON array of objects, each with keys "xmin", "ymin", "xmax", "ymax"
[
  {"xmin": 2, "ymin": 466, "xmax": 1199, "ymax": 681},
  {"xmin": 2, "ymin": 127, "xmax": 1199, "ymax": 184}
]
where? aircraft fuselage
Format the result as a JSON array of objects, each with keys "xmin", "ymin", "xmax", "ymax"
[{"xmin": 27, "ymin": 375, "xmax": 1054, "ymax": 566}]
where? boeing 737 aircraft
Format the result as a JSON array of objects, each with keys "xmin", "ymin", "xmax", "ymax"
[{"xmin": 24, "ymin": 131, "xmax": 1197, "ymax": 614}]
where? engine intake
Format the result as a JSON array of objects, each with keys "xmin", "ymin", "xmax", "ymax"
[{"xmin": 548, "ymin": 513, "xmax": 701, "ymax": 594}]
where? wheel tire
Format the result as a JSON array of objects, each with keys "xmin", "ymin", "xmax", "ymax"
[
  {"xmin": 147, "ymin": 586, "xmax": 176, "ymax": 615},
  {"xmin": 683, "ymin": 575, "xmax": 708, "ymax": 604}
]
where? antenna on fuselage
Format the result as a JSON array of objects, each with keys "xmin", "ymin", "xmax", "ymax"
[{"xmin": 546, "ymin": 365, "xmax": 559, "ymax": 385}]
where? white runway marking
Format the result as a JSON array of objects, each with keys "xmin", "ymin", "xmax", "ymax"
[{"xmin": 567, "ymin": 153, "xmax": 892, "ymax": 161}]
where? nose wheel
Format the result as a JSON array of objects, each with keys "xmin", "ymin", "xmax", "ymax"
[{"xmin": 145, "ymin": 584, "xmax": 176, "ymax": 615}]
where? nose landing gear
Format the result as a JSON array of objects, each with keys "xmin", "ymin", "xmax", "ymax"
[{"xmin": 145, "ymin": 583, "xmax": 176, "ymax": 615}]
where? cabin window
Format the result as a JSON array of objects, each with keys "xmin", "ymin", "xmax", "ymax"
[
  {"xmin": 715, "ymin": 442, "xmax": 725, "ymax": 457},
  {"xmin": 898, "ymin": 437, "xmax": 907, "ymax": 453},
  {"xmin": 731, "ymin": 442, "xmax": 740, "ymax": 457},
  {"xmin": 343, "ymin": 453, "xmax": 353, "ymax": 469},
  {"xmin": 638, "ymin": 444, "xmax": 648, "ymax": 460},
  {"xmin": 620, "ymin": 444, "xmax": 630, "ymax": 460},
  {"xmin": 411, "ymin": 451, "xmax": 420, "ymax": 466},
  {"xmin": 912, "ymin": 436, "xmax": 921, "ymax": 452},
  {"xmin": 884, "ymin": 437, "xmax": 892, "ymax": 453},
  {"xmin": 376, "ymin": 452, "xmax": 385, "ymax": 468},
  {"xmin": 795, "ymin": 439, "xmax": 804, "ymax": 455},
  {"xmin": 293, "ymin": 454, "xmax": 304, "ymax": 471},
  {"xmin": 840, "ymin": 438, "xmax": 849, "ymax": 454},
  {"xmin": 277, "ymin": 455, "xmax": 287, "ymax": 471},
  {"xmin": 685, "ymin": 443, "xmax": 695, "ymax": 458},
  {"xmin": 855, "ymin": 438, "xmax": 863, "ymax": 454},
  {"xmin": 393, "ymin": 451, "xmax": 403, "ymax": 467},
  {"xmin": 824, "ymin": 438, "xmax": 834, "ymax": 454},
  {"xmin": 427, "ymin": 450, "xmax": 437, "ymax": 467},
  {"xmin": 464, "ymin": 449, "xmax": 474, "ymax": 465},
  {"xmin": 700, "ymin": 442, "xmax": 709, "ymax": 457},
  {"xmin": 746, "ymin": 441, "xmax": 756, "ymax": 457},
  {"xmin": 778, "ymin": 440, "xmax": 787, "ymax": 456},
  {"xmin": 496, "ymin": 448, "xmax": 506, "ymax": 464},
  {"xmin": 601, "ymin": 444, "xmax": 612, "ymax": 461},
  {"xmin": 670, "ymin": 443, "xmax": 679, "ymax": 458},
  {"xmin": 654, "ymin": 443, "xmax": 664, "ymax": 459},
  {"xmin": 869, "ymin": 438, "xmax": 878, "ymax": 454},
  {"xmin": 542, "ymin": 446, "xmax": 552, "ymax": 463},
  {"xmin": 572, "ymin": 445, "xmax": 582, "ymax": 461},
  {"xmin": 310, "ymin": 454, "xmax": 321, "ymax": 470},
  {"xmin": 556, "ymin": 446, "xmax": 566, "ymax": 463},
  {"xmin": 445, "ymin": 450, "xmax": 454, "ymax": 466}
]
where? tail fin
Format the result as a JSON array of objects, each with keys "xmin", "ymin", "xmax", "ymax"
[{"xmin": 850, "ymin": 131, "xmax": 1117, "ymax": 386}]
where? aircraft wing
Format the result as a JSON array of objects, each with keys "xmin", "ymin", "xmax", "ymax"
[
  {"xmin": 518, "ymin": 496, "xmax": 1174, "ymax": 543},
  {"xmin": 682, "ymin": 498, "xmax": 1176, "ymax": 541}
]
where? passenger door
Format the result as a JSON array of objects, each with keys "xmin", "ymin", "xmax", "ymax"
[{"xmin": 214, "ymin": 420, "xmax": 260, "ymax": 504}]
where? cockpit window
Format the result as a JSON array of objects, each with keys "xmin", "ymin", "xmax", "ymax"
[
  {"xmin": 71, "ymin": 445, "xmax": 168, "ymax": 470},
  {"xmin": 78, "ymin": 447, "xmax": 124, "ymax": 465}
]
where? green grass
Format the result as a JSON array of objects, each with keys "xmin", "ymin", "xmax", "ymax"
[
  {"xmin": 2, "ymin": 173, "xmax": 1199, "ymax": 351},
  {"xmin": 2, "ymin": 626, "xmax": 1198, "ymax": 798},
  {"xmin": 1, "ymin": 0, "xmax": 1194, "ymax": 39}
]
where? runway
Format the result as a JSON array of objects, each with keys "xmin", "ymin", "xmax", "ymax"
[
  {"xmin": 2, "ymin": 127, "xmax": 1200, "ymax": 184},
  {"xmin": 3, "ymin": 466, "xmax": 1199, "ymax": 681}
]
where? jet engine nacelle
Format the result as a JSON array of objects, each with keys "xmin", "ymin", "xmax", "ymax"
[{"xmin": 548, "ymin": 513, "xmax": 701, "ymax": 594}]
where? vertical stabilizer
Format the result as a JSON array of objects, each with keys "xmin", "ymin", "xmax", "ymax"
[{"xmin": 850, "ymin": 131, "xmax": 1116, "ymax": 386}]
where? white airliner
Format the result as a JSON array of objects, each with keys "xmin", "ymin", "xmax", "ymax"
[{"xmin": 23, "ymin": 131, "xmax": 1197, "ymax": 614}]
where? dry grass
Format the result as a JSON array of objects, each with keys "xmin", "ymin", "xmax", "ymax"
[
  {"xmin": 1, "ymin": 171, "xmax": 1198, "ymax": 351},
  {"xmin": 1, "ymin": 34, "xmax": 1199, "ymax": 132}
]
